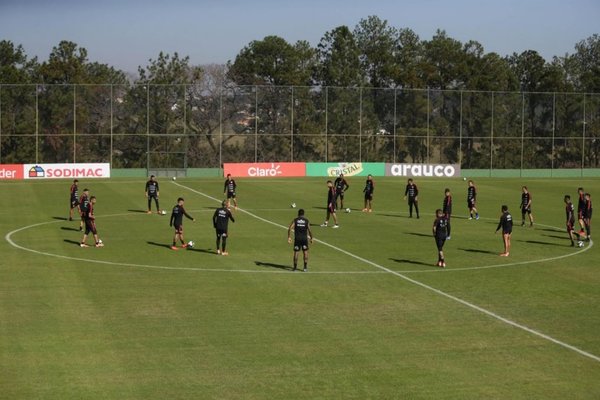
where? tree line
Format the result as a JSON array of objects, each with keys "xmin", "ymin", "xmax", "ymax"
[{"xmin": 0, "ymin": 16, "xmax": 599, "ymax": 168}]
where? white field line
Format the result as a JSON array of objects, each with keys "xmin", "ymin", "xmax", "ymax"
[
  {"xmin": 4, "ymin": 215, "xmax": 383, "ymax": 275},
  {"xmin": 174, "ymin": 181, "xmax": 600, "ymax": 364}
]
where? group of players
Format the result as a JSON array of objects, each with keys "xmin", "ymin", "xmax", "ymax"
[
  {"xmin": 69, "ymin": 179, "xmax": 103, "ymax": 248},
  {"xmin": 69, "ymin": 173, "xmax": 593, "ymax": 271}
]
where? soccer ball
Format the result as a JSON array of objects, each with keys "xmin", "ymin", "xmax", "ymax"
[
  {"xmin": 161, "ymin": 210, "xmax": 167, "ymax": 215},
  {"xmin": 172, "ymin": 176, "xmax": 177, "ymax": 181},
  {"xmin": 577, "ymin": 241, "xmax": 584, "ymax": 247},
  {"xmin": 187, "ymin": 241, "xmax": 194, "ymax": 248},
  {"xmin": 463, "ymin": 177, "xmax": 467, "ymax": 181},
  {"xmin": 345, "ymin": 208, "xmax": 351, "ymax": 213},
  {"xmin": 291, "ymin": 202, "xmax": 296, "ymax": 208},
  {"xmin": 98, "ymin": 239, "xmax": 103, "ymax": 244}
]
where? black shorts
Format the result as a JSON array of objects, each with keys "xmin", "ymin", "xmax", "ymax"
[
  {"xmin": 328, "ymin": 203, "xmax": 336, "ymax": 213},
  {"xmin": 435, "ymin": 236, "xmax": 446, "ymax": 251},
  {"xmin": 174, "ymin": 224, "xmax": 183, "ymax": 234},
  {"xmin": 85, "ymin": 219, "xmax": 97, "ymax": 235},
  {"xmin": 226, "ymin": 192, "xmax": 236, "ymax": 199},
  {"xmin": 294, "ymin": 238, "xmax": 309, "ymax": 252},
  {"xmin": 335, "ymin": 191, "xmax": 344, "ymax": 200},
  {"xmin": 70, "ymin": 198, "xmax": 79, "ymax": 208},
  {"xmin": 216, "ymin": 229, "xmax": 228, "ymax": 238},
  {"xmin": 502, "ymin": 229, "xmax": 512, "ymax": 235},
  {"xmin": 521, "ymin": 206, "xmax": 531, "ymax": 214},
  {"xmin": 467, "ymin": 199, "xmax": 476, "ymax": 209},
  {"xmin": 586, "ymin": 210, "xmax": 592, "ymax": 221},
  {"xmin": 148, "ymin": 194, "xmax": 158, "ymax": 199},
  {"xmin": 408, "ymin": 197, "xmax": 417, "ymax": 205},
  {"xmin": 364, "ymin": 192, "xmax": 373, "ymax": 201}
]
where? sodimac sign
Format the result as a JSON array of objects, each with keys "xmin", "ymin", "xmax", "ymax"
[
  {"xmin": 24, "ymin": 163, "xmax": 111, "ymax": 179},
  {"xmin": 223, "ymin": 162, "xmax": 306, "ymax": 177}
]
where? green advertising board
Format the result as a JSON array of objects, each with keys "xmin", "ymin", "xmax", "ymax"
[{"xmin": 306, "ymin": 162, "xmax": 385, "ymax": 177}]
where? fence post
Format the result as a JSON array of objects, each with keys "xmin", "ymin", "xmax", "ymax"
[
  {"xmin": 219, "ymin": 88, "xmax": 223, "ymax": 169},
  {"xmin": 110, "ymin": 84, "xmax": 113, "ymax": 168},
  {"xmin": 36, "ymin": 84, "xmax": 39, "ymax": 163},
  {"xmin": 325, "ymin": 86, "xmax": 328, "ymax": 162},
  {"xmin": 551, "ymin": 92, "xmax": 556, "ymax": 175},
  {"xmin": 520, "ymin": 92, "xmax": 525, "ymax": 176},
  {"xmin": 0, "ymin": 85, "xmax": 2, "ymax": 164},
  {"xmin": 73, "ymin": 85, "xmax": 77, "ymax": 163},
  {"xmin": 582, "ymin": 93, "xmax": 586, "ymax": 174},
  {"xmin": 359, "ymin": 87, "xmax": 363, "ymax": 162},
  {"xmin": 254, "ymin": 85, "xmax": 258, "ymax": 163},
  {"xmin": 393, "ymin": 87, "xmax": 397, "ymax": 163},
  {"xmin": 290, "ymin": 86, "xmax": 294, "ymax": 162},
  {"xmin": 146, "ymin": 84, "xmax": 150, "ymax": 172},
  {"xmin": 426, "ymin": 88, "xmax": 430, "ymax": 163},
  {"xmin": 490, "ymin": 91, "xmax": 494, "ymax": 176},
  {"xmin": 459, "ymin": 90, "xmax": 463, "ymax": 168}
]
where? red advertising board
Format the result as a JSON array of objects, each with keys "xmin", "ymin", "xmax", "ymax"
[
  {"xmin": 0, "ymin": 164, "xmax": 24, "ymax": 179},
  {"xmin": 223, "ymin": 162, "xmax": 306, "ymax": 178}
]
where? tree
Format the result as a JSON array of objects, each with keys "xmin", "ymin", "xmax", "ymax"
[
  {"xmin": 227, "ymin": 36, "xmax": 315, "ymax": 86},
  {"xmin": 353, "ymin": 16, "xmax": 397, "ymax": 88},
  {"xmin": 316, "ymin": 25, "xmax": 363, "ymax": 87},
  {"xmin": 393, "ymin": 28, "xmax": 423, "ymax": 89}
]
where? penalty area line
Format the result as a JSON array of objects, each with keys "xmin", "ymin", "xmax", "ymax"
[{"xmin": 174, "ymin": 181, "xmax": 600, "ymax": 364}]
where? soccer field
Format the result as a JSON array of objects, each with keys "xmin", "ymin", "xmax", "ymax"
[{"xmin": 1, "ymin": 177, "xmax": 599, "ymax": 399}]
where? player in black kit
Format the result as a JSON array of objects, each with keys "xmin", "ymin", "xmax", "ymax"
[
  {"xmin": 321, "ymin": 180, "xmax": 339, "ymax": 228},
  {"xmin": 404, "ymin": 178, "xmax": 419, "ymax": 218},
  {"xmin": 443, "ymin": 188, "xmax": 452, "ymax": 239},
  {"xmin": 145, "ymin": 175, "xmax": 161, "ymax": 214},
  {"xmin": 565, "ymin": 195, "xmax": 584, "ymax": 246},
  {"xmin": 577, "ymin": 187, "xmax": 586, "ymax": 234},
  {"xmin": 224, "ymin": 174, "xmax": 238, "ymax": 209},
  {"xmin": 169, "ymin": 197, "xmax": 195, "ymax": 250},
  {"xmin": 583, "ymin": 193, "xmax": 592, "ymax": 240},
  {"xmin": 520, "ymin": 186, "xmax": 533, "ymax": 227},
  {"xmin": 69, "ymin": 179, "xmax": 79, "ymax": 221},
  {"xmin": 80, "ymin": 196, "xmax": 103, "ymax": 248},
  {"xmin": 213, "ymin": 200, "xmax": 235, "ymax": 255},
  {"xmin": 362, "ymin": 174, "xmax": 374, "ymax": 212},
  {"xmin": 334, "ymin": 173, "xmax": 349, "ymax": 210},
  {"xmin": 467, "ymin": 180, "xmax": 479, "ymax": 220},
  {"xmin": 78, "ymin": 188, "xmax": 90, "ymax": 232},
  {"xmin": 432, "ymin": 209, "xmax": 448, "ymax": 267},
  {"xmin": 495, "ymin": 205, "xmax": 513, "ymax": 256},
  {"xmin": 288, "ymin": 208, "xmax": 314, "ymax": 272}
]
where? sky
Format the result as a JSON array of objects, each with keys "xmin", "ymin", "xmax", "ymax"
[{"xmin": 1, "ymin": 0, "xmax": 598, "ymax": 74}]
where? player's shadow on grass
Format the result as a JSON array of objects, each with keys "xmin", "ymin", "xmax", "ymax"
[
  {"xmin": 404, "ymin": 232, "xmax": 431, "ymax": 238},
  {"xmin": 60, "ymin": 226, "xmax": 80, "ymax": 232},
  {"xmin": 379, "ymin": 213, "xmax": 409, "ymax": 218},
  {"xmin": 53, "ymin": 216, "xmax": 68, "ymax": 220},
  {"xmin": 389, "ymin": 258, "xmax": 431, "ymax": 266},
  {"xmin": 543, "ymin": 234, "xmax": 568, "ymax": 240},
  {"xmin": 459, "ymin": 248, "xmax": 496, "ymax": 255},
  {"xmin": 147, "ymin": 241, "xmax": 174, "ymax": 249},
  {"xmin": 254, "ymin": 261, "xmax": 293, "ymax": 271},
  {"xmin": 517, "ymin": 239, "xmax": 556, "ymax": 246},
  {"xmin": 63, "ymin": 239, "xmax": 81, "ymax": 246},
  {"xmin": 128, "ymin": 209, "xmax": 148, "ymax": 213},
  {"xmin": 187, "ymin": 248, "xmax": 215, "ymax": 255}
]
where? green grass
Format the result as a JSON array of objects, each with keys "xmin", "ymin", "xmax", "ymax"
[{"xmin": 1, "ymin": 177, "xmax": 599, "ymax": 399}]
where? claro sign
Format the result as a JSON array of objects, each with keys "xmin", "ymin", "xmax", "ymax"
[
  {"xmin": 385, "ymin": 163, "xmax": 460, "ymax": 178},
  {"xmin": 24, "ymin": 163, "xmax": 111, "ymax": 179},
  {"xmin": 223, "ymin": 163, "xmax": 306, "ymax": 178}
]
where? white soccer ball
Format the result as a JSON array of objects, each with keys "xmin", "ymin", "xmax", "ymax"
[
  {"xmin": 578, "ymin": 241, "xmax": 584, "ymax": 247},
  {"xmin": 187, "ymin": 241, "xmax": 194, "ymax": 248},
  {"xmin": 161, "ymin": 210, "xmax": 167, "ymax": 215},
  {"xmin": 345, "ymin": 208, "xmax": 351, "ymax": 213},
  {"xmin": 291, "ymin": 202, "xmax": 296, "ymax": 208},
  {"xmin": 98, "ymin": 239, "xmax": 103, "ymax": 244},
  {"xmin": 172, "ymin": 176, "xmax": 177, "ymax": 181},
  {"xmin": 463, "ymin": 177, "xmax": 467, "ymax": 181}
]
